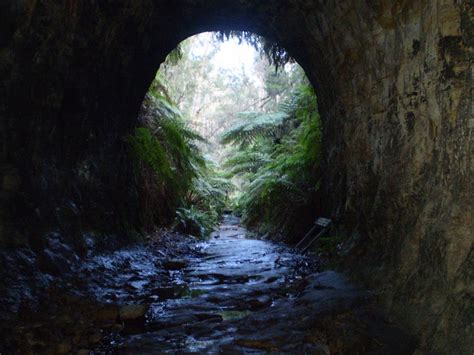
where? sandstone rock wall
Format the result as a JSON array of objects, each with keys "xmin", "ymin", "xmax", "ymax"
[
  {"xmin": 305, "ymin": 2, "xmax": 473, "ymax": 352},
  {"xmin": 0, "ymin": 0, "xmax": 472, "ymax": 352}
]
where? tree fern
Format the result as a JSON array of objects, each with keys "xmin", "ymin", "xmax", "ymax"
[
  {"xmin": 220, "ymin": 112, "xmax": 290, "ymax": 147},
  {"xmin": 223, "ymin": 150, "xmax": 272, "ymax": 176},
  {"xmin": 223, "ymin": 83, "xmax": 322, "ymax": 239}
]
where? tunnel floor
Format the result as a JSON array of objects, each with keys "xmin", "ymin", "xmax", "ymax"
[
  {"xmin": 2, "ymin": 215, "xmax": 416, "ymax": 353},
  {"xmin": 99, "ymin": 215, "xmax": 416, "ymax": 353}
]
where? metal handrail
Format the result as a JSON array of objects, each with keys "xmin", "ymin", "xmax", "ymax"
[{"xmin": 295, "ymin": 217, "xmax": 332, "ymax": 253}]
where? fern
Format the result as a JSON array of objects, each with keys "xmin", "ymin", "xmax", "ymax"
[
  {"xmin": 222, "ymin": 84, "xmax": 322, "ymax": 239},
  {"xmin": 128, "ymin": 127, "xmax": 173, "ymax": 183},
  {"xmin": 223, "ymin": 150, "xmax": 272, "ymax": 176},
  {"xmin": 175, "ymin": 206, "xmax": 217, "ymax": 238},
  {"xmin": 130, "ymin": 79, "xmax": 226, "ymax": 232},
  {"xmin": 220, "ymin": 112, "xmax": 290, "ymax": 147}
]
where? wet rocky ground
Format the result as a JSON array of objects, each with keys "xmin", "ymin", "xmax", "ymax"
[{"xmin": 0, "ymin": 214, "xmax": 416, "ymax": 354}]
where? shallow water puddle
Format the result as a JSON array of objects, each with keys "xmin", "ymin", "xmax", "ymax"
[
  {"xmin": 1, "ymin": 214, "xmax": 414, "ymax": 353},
  {"xmin": 97, "ymin": 214, "xmax": 416, "ymax": 353}
]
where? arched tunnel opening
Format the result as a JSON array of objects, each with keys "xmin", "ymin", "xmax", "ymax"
[
  {"xmin": 136, "ymin": 31, "xmax": 323, "ymax": 242},
  {"xmin": 0, "ymin": 1, "xmax": 472, "ymax": 353}
]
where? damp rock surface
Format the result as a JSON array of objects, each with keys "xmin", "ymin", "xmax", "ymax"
[
  {"xmin": 101, "ymin": 215, "xmax": 416, "ymax": 353},
  {"xmin": 1, "ymin": 215, "xmax": 416, "ymax": 353}
]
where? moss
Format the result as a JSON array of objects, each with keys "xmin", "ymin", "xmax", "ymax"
[
  {"xmin": 218, "ymin": 310, "xmax": 251, "ymax": 320},
  {"xmin": 405, "ymin": 112, "xmax": 415, "ymax": 133},
  {"xmin": 183, "ymin": 289, "xmax": 208, "ymax": 298},
  {"xmin": 2, "ymin": 174, "xmax": 21, "ymax": 191},
  {"xmin": 128, "ymin": 127, "xmax": 173, "ymax": 182}
]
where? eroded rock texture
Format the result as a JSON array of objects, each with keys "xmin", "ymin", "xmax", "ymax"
[
  {"xmin": 307, "ymin": 2, "xmax": 473, "ymax": 353},
  {"xmin": 0, "ymin": 1, "xmax": 472, "ymax": 352}
]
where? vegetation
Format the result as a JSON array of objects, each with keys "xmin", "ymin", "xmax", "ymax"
[
  {"xmin": 129, "ymin": 73, "xmax": 227, "ymax": 238},
  {"xmin": 131, "ymin": 32, "xmax": 322, "ymax": 242},
  {"xmin": 158, "ymin": 32, "xmax": 306, "ymax": 162},
  {"xmin": 215, "ymin": 31, "xmax": 292, "ymax": 70},
  {"xmin": 222, "ymin": 84, "xmax": 322, "ymax": 240}
]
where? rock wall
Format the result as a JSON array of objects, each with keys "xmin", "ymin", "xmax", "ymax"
[
  {"xmin": 0, "ymin": 0, "xmax": 472, "ymax": 352},
  {"xmin": 308, "ymin": 2, "xmax": 473, "ymax": 353}
]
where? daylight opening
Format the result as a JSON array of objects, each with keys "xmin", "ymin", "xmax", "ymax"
[{"xmin": 132, "ymin": 32, "xmax": 322, "ymax": 244}]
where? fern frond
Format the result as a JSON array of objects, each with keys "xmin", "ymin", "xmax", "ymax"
[{"xmin": 220, "ymin": 111, "xmax": 290, "ymax": 146}]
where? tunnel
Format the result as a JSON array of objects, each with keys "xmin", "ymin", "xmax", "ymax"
[{"xmin": 0, "ymin": 1, "xmax": 472, "ymax": 353}]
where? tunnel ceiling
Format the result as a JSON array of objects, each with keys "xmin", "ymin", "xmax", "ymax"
[{"xmin": 0, "ymin": 1, "xmax": 472, "ymax": 353}]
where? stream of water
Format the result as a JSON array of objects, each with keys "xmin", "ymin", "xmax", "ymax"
[
  {"xmin": 1, "ymin": 214, "xmax": 416, "ymax": 353},
  {"xmin": 97, "ymin": 214, "xmax": 415, "ymax": 353}
]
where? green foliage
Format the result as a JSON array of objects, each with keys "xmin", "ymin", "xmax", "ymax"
[
  {"xmin": 220, "ymin": 112, "xmax": 291, "ymax": 147},
  {"xmin": 158, "ymin": 32, "xmax": 306, "ymax": 164},
  {"xmin": 216, "ymin": 31, "xmax": 292, "ymax": 70},
  {"xmin": 128, "ymin": 127, "xmax": 173, "ymax": 184},
  {"xmin": 317, "ymin": 235, "xmax": 345, "ymax": 257},
  {"xmin": 188, "ymin": 163, "xmax": 231, "ymax": 214},
  {"xmin": 129, "ymin": 78, "xmax": 226, "ymax": 235},
  {"xmin": 175, "ymin": 206, "xmax": 217, "ymax": 239},
  {"xmin": 223, "ymin": 150, "xmax": 272, "ymax": 177},
  {"xmin": 177, "ymin": 159, "xmax": 232, "ymax": 238},
  {"xmin": 165, "ymin": 44, "xmax": 183, "ymax": 65},
  {"xmin": 222, "ymin": 84, "xmax": 322, "ymax": 239},
  {"xmin": 131, "ymin": 33, "xmax": 320, "ymax": 241}
]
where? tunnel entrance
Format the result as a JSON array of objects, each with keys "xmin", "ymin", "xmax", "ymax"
[
  {"xmin": 0, "ymin": 1, "xmax": 471, "ymax": 353},
  {"xmin": 133, "ymin": 31, "xmax": 323, "ymax": 243}
]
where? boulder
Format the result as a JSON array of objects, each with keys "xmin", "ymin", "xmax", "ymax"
[{"xmin": 119, "ymin": 304, "xmax": 148, "ymax": 321}]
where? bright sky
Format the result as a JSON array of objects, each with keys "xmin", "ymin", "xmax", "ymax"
[
  {"xmin": 189, "ymin": 33, "xmax": 258, "ymax": 77},
  {"xmin": 211, "ymin": 38, "xmax": 257, "ymax": 73}
]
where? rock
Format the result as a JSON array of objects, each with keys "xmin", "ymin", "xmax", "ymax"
[
  {"xmin": 0, "ymin": 1, "xmax": 471, "ymax": 352},
  {"xmin": 233, "ymin": 338, "xmax": 278, "ymax": 351},
  {"xmin": 56, "ymin": 342, "xmax": 72, "ymax": 354},
  {"xmin": 163, "ymin": 260, "xmax": 187, "ymax": 270},
  {"xmin": 119, "ymin": 304, "xmax": 149, "ymax": 321},
  {"xmin": 265, "ymin": 276, "xmax": 279, "ymax": 283},
  {"xmin": 88, "ymin": 329, "xmax": 102, "ymax": 344},
  {"xmin": 119, "ymin": 304, "xmax": 149, "ymax": 335},
  {"xmin": 25, "ymin": 331, "xmax": 47, "ymax": 347},
  {"xmin": 195, "ymin": 313, "xmax": 223, "ymax": 322},
  {"xmin": 101, "ymin": 322, "xmax": 124, "ymax": 332},
  {"xmin": 2, "ymin": 173, "xmax": 21, "ymax": 191},
  {"xmin": 47, "ymin": 235, "xmax": 80, "ymax": 263},
  {"xmin": 95, "ymin": 304, "xmax": 119, "ymax": 323},
  {"xmin": 248, "ymin": 296, "xmax": 272, "ymax": 310},
  {"xmin": 151, "ymin": 286, "xmax": 188, "ymax": 300},
  {"xmin": 37, "ymin": 249, "xmax": 72, "ymax": 276}
]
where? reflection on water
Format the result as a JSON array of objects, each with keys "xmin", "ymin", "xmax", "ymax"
[
  {"xmin": 1, "ymin": 214, "xmax": 416, "ymax": 353},
  {"xmin": 99, "ymin": 215, "xmax": 415, "ymax": 353}
]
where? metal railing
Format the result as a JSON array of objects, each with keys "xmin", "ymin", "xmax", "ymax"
[{"xmin": 295, "ymin": 217, "xmax": 332, "ymax": 253}]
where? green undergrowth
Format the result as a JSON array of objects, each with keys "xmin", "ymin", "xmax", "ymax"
[
  {"xmin": 316, "ymin": 232, "xmax": 350, "ymax": 270},
  {"xmin": 129, "ymin": 37, "xmax": 322, "ymax": 242},
  {"xmin": 318, "ymin": 235, "xmax": 345, "ymax": 257},
  {"xmin": 222, "ymin": 84, "xmax": 322, "ymax": 241},
  {"xmin": 128, "ymin": 74, "xmax": 228, "ymax": 238}
]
